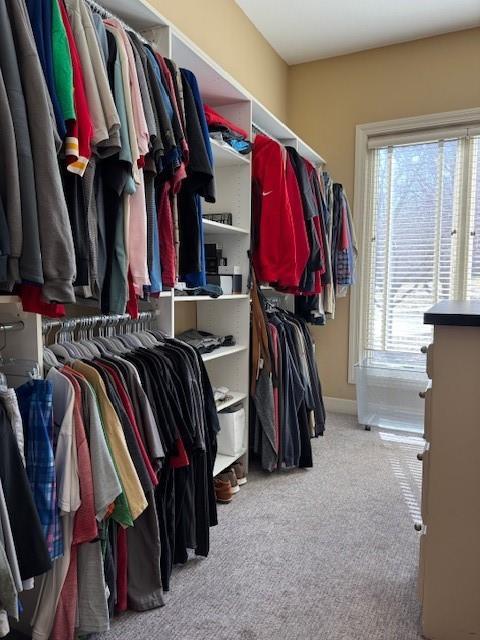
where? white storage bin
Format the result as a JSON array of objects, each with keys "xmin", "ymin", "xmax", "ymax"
[
  {"xmin": 355, "ymin": 356, "xmax": 428, "ymax": 433},
  {"xmin": 217, "ymin": 405, "xmax": 245, "ymax": 457}
]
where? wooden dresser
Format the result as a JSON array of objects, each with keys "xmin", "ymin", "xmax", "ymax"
[{"xmin": 419, "ymin": 301, "xmax": 480, "ymax": 640}]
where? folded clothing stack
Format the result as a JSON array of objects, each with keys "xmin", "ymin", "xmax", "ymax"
[
  {"xmin": 204, "ymin": 104, "xmax": 252, "ymax": 155},
  {"xmin": 177, "ymin": 329, "xmax": 236, "ymax": 354}
]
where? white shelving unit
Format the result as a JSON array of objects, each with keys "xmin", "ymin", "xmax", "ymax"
[
  {"xmin": 203, "ymin": 219, "xmax": 249, "ymax": 236},
  {"xmin": 0, "ymin": 0, "xmax": 326, "ymax": 479},
  {"xmin": 210, "ymin": 139, "xmax": 251, "ymax": 167}
]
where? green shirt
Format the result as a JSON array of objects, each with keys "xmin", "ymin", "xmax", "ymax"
[{"xmin": 51, "ymin": 0, "xmax": 75, "ymax": 122}]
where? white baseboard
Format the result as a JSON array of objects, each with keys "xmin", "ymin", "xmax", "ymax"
[{"xmin": 324, "ymin": 396, "xmax": 357, "ymax": 415}]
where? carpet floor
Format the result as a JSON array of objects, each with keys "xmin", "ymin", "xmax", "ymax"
[{"xmin": 96, "ymin": 413, "xmax": 424, "ymax": 640}]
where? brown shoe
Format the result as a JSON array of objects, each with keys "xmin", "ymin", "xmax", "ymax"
[
  {"xmin": 214, "ymin": 477, "xmax": 233, "ymax": 504},
  {"xmin": 232, "ymin": 458, "xmax": 247, "ymax": 486},
  {"xmin": 218, "ymin": 469, "xmax": 240, "ymax": 495}
]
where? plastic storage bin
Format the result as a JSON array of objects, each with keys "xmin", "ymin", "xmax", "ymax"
[
  {"xmin": 355, "ymin": 356, "xmax": 428, "ymax": 433},
  {"xmin": 217, "ymin": 404, "xmax": 245, "ymax": 457}
]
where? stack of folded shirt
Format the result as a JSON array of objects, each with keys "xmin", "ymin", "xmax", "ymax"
[{"xmin": 177, "ymin": 329, "xmax": 236, "ymax": 354}]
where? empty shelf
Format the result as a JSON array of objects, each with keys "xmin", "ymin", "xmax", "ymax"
[
  {"xmin": 213, "ymin": 450, "xmax": 247, "ymax": 477},
  {"xmin": 202, "ymin": 218, "xmax": 249, "ymax": 235}
]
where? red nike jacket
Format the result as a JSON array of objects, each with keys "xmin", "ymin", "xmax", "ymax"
[{"xmin": 252, "ymin": 135, "xmax": 310, "ymax": 289}]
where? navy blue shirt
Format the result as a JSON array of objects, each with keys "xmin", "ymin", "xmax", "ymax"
[{"xmin": 25, "ymin": 0, "xmax": 66, "ymax": 139}]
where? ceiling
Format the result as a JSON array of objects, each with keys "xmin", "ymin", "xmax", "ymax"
[{"xmin": 235, "ymin": 0, "xmax": 480, "ymax": 64}]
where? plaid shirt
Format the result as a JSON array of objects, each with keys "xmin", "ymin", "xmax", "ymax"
[{"xmin": 16, "ymin": 380, "xmax": 63, "ymax": 561}]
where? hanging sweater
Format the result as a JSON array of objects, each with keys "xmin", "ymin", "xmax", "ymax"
[
  {"xmin": 0, "ymin": 1, "xmax": 43, "ymax": 285},
  {"xmin": 6, "ymin": 0, "xmax": 76, "ymax": 302}
]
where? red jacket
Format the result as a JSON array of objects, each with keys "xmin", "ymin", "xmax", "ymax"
[{"xmin": 252, "ymin": 135, "xmax": 309, "ymax": 289}]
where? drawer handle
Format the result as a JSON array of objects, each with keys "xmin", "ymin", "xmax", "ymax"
[
  {"xmin": 417, "ymin": 452, "xmax": 423, "ymax": 462},
  {"xmin": 414, "ymin": 522, "xmax": 423, "ymax": 532},
  {"xmin": 419, "ymin": 391, "xmax": 426, "ymax": 399},
  {"xmin": 420, "ymin": 345, "xmax": 428, "ymax": 354}
]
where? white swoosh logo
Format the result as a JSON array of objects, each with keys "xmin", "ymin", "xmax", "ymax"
[{"xmin": 262, "ymin": 190, "xmax": 273, "ymax": 196}]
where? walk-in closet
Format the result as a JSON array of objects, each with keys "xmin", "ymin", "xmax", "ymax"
[{"xmin": 0, "ymin": 0, "xmax": 478, "ymax": 639}]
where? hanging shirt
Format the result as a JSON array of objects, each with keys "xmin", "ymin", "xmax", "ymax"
[
  {"xmin": 0, "ymin": 403, "xmax": 51, "ymax": 581},
  {"xmin": 16, "ymin": 381, "xmax": 62, "ymax": 561},
  {"xmin": 64, "ymin": 0, "xmax": 120, "ymax": 152},
  {"xmin": 57, "ymin": 0, "xmax": 93, "ymax": 176},
  {"xmin": 72, "ymin": 361, "xmax": 147, "ymax": 521},
  {"xmin": 25, "ymin": 0, "xmax": 66, "ymax": 138}
]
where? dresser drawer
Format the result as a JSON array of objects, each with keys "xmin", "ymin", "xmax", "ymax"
[{"xmin": 423, "ymin": 386, "xmax": 432, "ymax": 442}]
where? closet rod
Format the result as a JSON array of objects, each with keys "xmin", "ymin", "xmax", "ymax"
[
  {"xmin": 84, "ymin": 0, "xmax": 150, "ymax": 44},
  {"xmin": 42, "ymin": 311, "xmax": 159, "ymax": 334},
  {"xmin": 0, "ymin": 320, "xmax": 25, "ymax": 333}
]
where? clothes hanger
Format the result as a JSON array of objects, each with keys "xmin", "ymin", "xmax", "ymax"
[{"xmin": 76, "ymin": 317, "xmax": 102, "ymax": 358}]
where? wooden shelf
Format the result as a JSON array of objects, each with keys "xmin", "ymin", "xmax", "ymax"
[
  {"xmin": 213, "ymin": 449, "xmax": 247, "ymax": 477},
  {"xmin": 174, "ymin": 294, "xmax": 248, "ymax": 302},
  {"xmin": 203, "ymin": 218, "xmax": 249, "ymax": 235},
  {"xmin": 210, "ymin": 138, "xmax": 250, "ymax": 167},
  {"xmin": 202, "ymin": 345, "xmax": 247, "ymax": 362},
  {"xmin": 216, "ymin": 391, "xmax": 247, "ymax": 412}
]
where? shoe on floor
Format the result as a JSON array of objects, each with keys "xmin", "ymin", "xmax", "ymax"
[
  {"xmin": 217, "ymin": 468, "xmax": 240, "ymax": 495},
  {"xmin": 214, "ymin": 477, "xmax": 233, "ymax": 503},
  {"xmin": 232, "ymin": 457, "xmax": 247, "ymax": 486}
]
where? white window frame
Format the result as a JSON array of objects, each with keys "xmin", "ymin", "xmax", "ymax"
[{"xmin": 348, "ymin": 107, "xmax": 480, "ymax": 384}]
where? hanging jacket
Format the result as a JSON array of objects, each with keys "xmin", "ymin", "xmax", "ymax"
[{"xmin": 252, "ymin": 135, "xmax": 302, "ymax": 289}]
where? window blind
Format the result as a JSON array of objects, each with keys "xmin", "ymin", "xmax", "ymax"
[{"xmin": 364, "ymin": 137, "xmax": 473, "ymax": 362}]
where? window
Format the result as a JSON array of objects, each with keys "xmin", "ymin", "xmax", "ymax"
[{"xmin": 357, "ymin": 123, "xmax": 480, "ymax": 370}]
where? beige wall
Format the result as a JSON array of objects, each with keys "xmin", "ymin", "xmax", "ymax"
[
  {"xmin": 152, "ymin": 0, "xmax": 288, "ymax": 121},
  {"xmin": 288, "ymin": 28, "xmax": 480, "ymax": 401}
]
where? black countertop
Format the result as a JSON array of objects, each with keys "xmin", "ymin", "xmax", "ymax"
[{"xmin": 424, "ymin": 300, "xmax": 480, "ymax": 326}]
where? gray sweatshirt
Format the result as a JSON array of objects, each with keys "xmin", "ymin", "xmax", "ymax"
[
  {"xmin": 0, "ymin": 66, "xmax": 21, "ymax": 285},
  {"xmin": 6, "ymin": 0, "xmax": 76, "ymax": 302},
  {"xmin": 0, "ymin": 1, "xmax": 43, "ymax": 285}
]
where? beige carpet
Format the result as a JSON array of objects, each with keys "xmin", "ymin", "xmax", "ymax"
[{"xmin": 95, "ymin": 413, "xmax": 424, "ymax": 640}]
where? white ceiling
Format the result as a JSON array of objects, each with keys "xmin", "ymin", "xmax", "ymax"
[{"xmin": 235, "ymin": 0, "xmax": 480, "ymax": 64}]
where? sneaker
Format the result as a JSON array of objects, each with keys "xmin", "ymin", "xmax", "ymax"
[
  {"xmin": 214, "ymin": 477, "xmax": 233, "ymax": 504},
  {"xmin": 217, "ymin": 468, "xmax": 240, "ymax": 495},
  {"xmin": 232, "ymin": 458, "xmax": 247, "ymax": 486}
]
